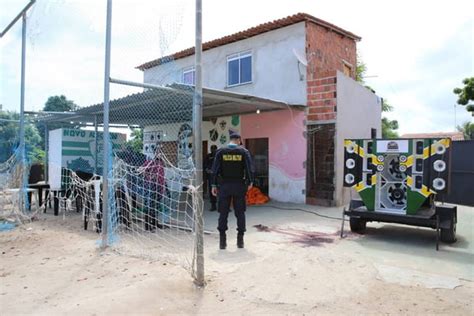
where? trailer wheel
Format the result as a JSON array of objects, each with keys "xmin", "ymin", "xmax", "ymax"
[
  {"xmin": 440, "ymin": 222, "xmax": 456, "ymax": 243},
  {"xmin": 350, "ymin": 217, "xmax": 367, "ymax": 233}
]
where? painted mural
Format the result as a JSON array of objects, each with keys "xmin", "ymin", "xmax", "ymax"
[
  {"xmin": 241, "ymin": 109, "xmax": 306, "ymax": 203},
  {"xmin": 60, "ymin": 128, "xmax": 126, "ymax": 174},
  {"xmin": 142, "ymin": 111, "xmax": 306, "ymax": 204},
  {"xmin": 205, "ymin": 115, "xmax": 241, "ymax": 149},
  {"xmin": 144, "ymin": 115, "xmax": 241, "ymax": 154}
]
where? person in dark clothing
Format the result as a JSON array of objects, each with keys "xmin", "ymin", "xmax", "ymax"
[
  {"xmin": 141, "ymin": 151, "xmax": 165, "ymax": 231},
  {"xmin": 211, "ymin": 132, "xmax": 254, "ymax": 249},
  {"xmin": 205, "ymin": 145, "xmax": 218, "ymax": 211}
]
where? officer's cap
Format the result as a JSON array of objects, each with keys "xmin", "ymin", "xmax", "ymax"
[{"xmin": 229, "ymin": 132, "xmax": 241, "ymax": 139}]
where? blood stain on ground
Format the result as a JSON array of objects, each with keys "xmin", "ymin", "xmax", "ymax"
[{"xmin": 253, "ymin": 224, "xmax": 339, "ymax": 247}]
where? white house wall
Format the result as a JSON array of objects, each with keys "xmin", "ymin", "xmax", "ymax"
[
  {"xmin": 48, "ymin": 129, "xmax": 63, "ymax": 190},
  {"xmin": 335, "ymin": 71, "xmax": 382, "ymax": 206},
  {"xmin": 143, "ymin": 22, "xmax": 307, "ymax": 105}
]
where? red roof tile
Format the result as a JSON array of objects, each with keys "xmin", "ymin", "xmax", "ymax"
[{"xmin": 136, "ymin": 12, "xmax": 361, "ymax": 71}]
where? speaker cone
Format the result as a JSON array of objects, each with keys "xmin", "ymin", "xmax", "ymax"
[
  {"xmin": 346, "ymin": 158, "xmax": 355, "ymax": 169},
  {"xmin": 345, "ymin": 174, "xmax": 355, "ymax": 185},
  {"xmin": 432, "ymin": 178, "xmax": 446, "ymax": 191},
  {"xmin": 433, "ymin": 160, "xmax": 446, "ymax": 172}
]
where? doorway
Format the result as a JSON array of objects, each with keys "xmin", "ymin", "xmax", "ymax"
[{"xmin": 245, "ymin": 138, "xmax": 269, "ymax": 195}]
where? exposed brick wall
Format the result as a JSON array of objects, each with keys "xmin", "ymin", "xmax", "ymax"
[
  {"xmin": 305, "ymin": 21, "xmax": 357, "ymax": 123},
  {"xmin": 306, "ymin": 123, "xmax": 336, "ymax": 206},
  {"xmin": 304, "ymin": 21, "xmax": 357, "ymax": 204},
  {"xmin": 305, "ymin": 21, "xmax": 357, "ymax": 81},
  {"xmin": 307, "ymin": 71, "xmax": 337, "ymax": 122}
]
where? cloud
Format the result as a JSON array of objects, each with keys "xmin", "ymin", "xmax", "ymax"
[{"xmin": 364, "ymin": 19, "xmax": 473, "ymax": 134}]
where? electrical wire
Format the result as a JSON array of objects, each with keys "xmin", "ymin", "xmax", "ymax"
[{"xmin": 252, "ymin": 204, "xmax": 345, "ymax": 221}]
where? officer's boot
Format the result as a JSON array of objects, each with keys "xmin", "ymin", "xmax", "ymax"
[
  {"xmin": 219, "ymin": 232, "xmax": 227, "ymax": 250},
  {"xmin": 237, "ymin": 232, "xmax": 244, "ymax": 248}
]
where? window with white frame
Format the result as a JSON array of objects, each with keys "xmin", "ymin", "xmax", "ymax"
[
  {"xmin": 182, "ymin": 67, "xmax": 195, "ymax": 85},
  {"xmin": 227, "ymin": 51, "xmax": 252, "ymax": 86}
]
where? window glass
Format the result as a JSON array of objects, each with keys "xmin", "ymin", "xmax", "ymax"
[
  {"xmin": 228, "ymin": 59, "xmax": 239, "ymax": 86},
  {"xmin": 183, "ymin": 68, "xmax": 195, "ymax": 85},
  {"xmin": 240, "ymin": 55, "xmax": 252, "ymax": 83},
  {"xmin": 227, "ymin": 52, "xmax": 252, "ymax": 86}
]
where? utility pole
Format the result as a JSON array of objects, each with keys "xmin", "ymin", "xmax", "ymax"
[
  {"xmin": 101, "ymin": 0, "xmax": 113, "ymax": 248},
  {"xmin": 193, "ymin": 0, "xmax": 205, "ymax": 286}
]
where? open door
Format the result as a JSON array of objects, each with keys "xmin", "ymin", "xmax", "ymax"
[{"xmin": 245, "ymin": 138, "xmax": 269, "ymax": 195}]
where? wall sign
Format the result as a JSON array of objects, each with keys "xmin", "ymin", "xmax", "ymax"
[{"xmin": 377, "ymin": 140, "xmax": 409, "ymax": 153}]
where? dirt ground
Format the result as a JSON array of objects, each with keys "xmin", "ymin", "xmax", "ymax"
[{"xmin": 1, "ymin": 203, "xmax": 473, "ymax": 315}]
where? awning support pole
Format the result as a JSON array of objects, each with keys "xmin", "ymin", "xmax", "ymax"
[
  {"xmin": 101, "ymin": 0, "xmax": 113, "ymax": 249},
  {"xmin": 193, "ymin": 0, "xmax": 205, "ymax": 287}
]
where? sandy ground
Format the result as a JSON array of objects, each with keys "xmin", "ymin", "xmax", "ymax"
[{"xmin": 1, "ymin": 202, "xmax": 473, "ymax": 315}]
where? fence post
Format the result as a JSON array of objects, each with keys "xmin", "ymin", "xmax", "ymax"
[
  {"xmin": 193, "ymin": 0, "xmax": 205, "ymax": 286},
  {"xmin": 101, "ymin": 0, "xmax": 113, "ymax": 248},
  {"xmin": 19, "ymin": 12, "xmax": 27, "ymax": 212}
]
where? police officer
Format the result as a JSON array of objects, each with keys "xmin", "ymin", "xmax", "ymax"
[{"xmin": 211, "ymin": 132, "xmax": 254, "ymax": 249}]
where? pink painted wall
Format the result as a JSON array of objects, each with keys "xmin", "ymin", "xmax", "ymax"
[{"xmin": 241, "ymin": 109, "xmax": 306, "ymax": 179}]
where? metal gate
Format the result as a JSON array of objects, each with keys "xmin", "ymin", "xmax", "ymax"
[{"xmin": 445, "ymin": 140, "xmax": 474, "ymax": 206}]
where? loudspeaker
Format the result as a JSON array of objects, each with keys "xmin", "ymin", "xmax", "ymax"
[
  {"xmin": 428, "ymin": 139, "xmax": 451, "ymax": 196},
  {"xmin": 343, "ymin": 141, "xmax": 363, "ymax": 187}
]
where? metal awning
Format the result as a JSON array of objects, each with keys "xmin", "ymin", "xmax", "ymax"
[{"xmin": 33, "ymin": 82, "xmax": 304, "ymax": 126}]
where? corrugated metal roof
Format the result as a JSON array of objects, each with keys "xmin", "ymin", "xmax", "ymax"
[
  {"xmin": 137, "ymin": 12, "xmax": 361, "ymax": 71},
  {"xmin": 35, "ymin": 83, "xmax": 304, "ymax": 126}
]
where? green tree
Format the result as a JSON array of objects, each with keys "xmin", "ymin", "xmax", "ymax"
[
  {"xmin": 0, "ymin": 106, "xmax": 44, "ymax": 163},
  {"xmin": 382, "ymin": 117, "xmax": 399, "ymax": 139},
  {"xmin": 456, "ymin": 121, "xmax": 474, "ymax": 140},
  {"xmin": 356, "ymin": 54, "xmax": 367, "ymax": 84},
  {"xmin": 37, "ymin": 95, "xmax": 79, "ymax": 146},
  {"xmin": 43, "ymin": 95, "xmax": 78, "ymax": 112},
  {"xmin": 453, "ymin": 77, "xmax": 474, "ymax": 115},
  {"xmin": 381, "ymin": 99, "xmax": 399, "ymax": 139},
  {"xmin": 125, "ymin": 128, "xmax": 143, "ymax": 153}
]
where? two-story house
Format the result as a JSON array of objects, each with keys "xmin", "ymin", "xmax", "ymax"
[{"xmin": 136, "ymin": 13, "xmax": 381, "ymax": 206}]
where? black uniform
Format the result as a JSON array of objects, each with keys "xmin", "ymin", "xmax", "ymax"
[{"xmin": 211, "ymin": 144, "xmax": 254, "ymax": 234}]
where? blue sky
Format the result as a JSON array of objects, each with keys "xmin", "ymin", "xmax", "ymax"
[{"xmin": 1, "ymin": 0, "xmax": 472, "ymax": 134}]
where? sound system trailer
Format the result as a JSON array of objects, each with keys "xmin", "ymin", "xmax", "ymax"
[{"xmin": 341, "ymin": 138, "xmax": 456, "ymax": 250}]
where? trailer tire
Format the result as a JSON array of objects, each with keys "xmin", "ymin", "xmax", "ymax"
[
  {"xmin": 440, "ymin": 222, "xmax": 456, "ymax": 243},
  {"xmin": 350, "ymin": 217, "xmax": 367, "ymax": 233}
]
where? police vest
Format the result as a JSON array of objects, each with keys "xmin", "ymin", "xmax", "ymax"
[{"xmin": 220, "ymin": 148, "xmax": 246, "ymax": 181}]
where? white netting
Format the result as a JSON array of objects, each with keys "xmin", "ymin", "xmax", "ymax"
[
  {"xmin": 1, "ymin": 0, "xmax": 202, "ymax": 279},
  {"xmin": 0, "ymin": 125, "xmax": 39, "ymax": 225},
  {"xmin": 55, "ymin": 144, "xmax": 199, "ymax": 272},
  {"xmin": 0, "ymin": 149, "xmax": 22, "ymax": 220},
  {"xmin": 0, "ymin": 149, "xmax": 22, "ymax": 191},
  {"xmin": 109, "ymin": 148, "xmax": 199, "ymax": 270}
]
